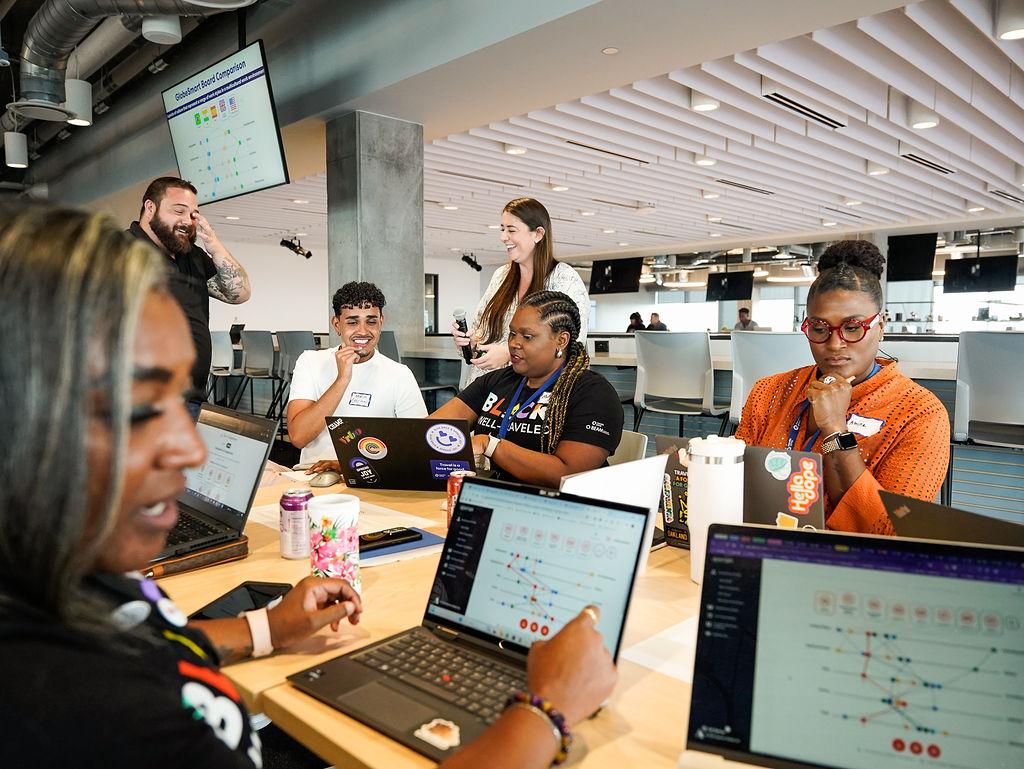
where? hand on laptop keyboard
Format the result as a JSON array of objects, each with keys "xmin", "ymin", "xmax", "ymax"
[{"xmin": 526, "ymin": 605, "xmax": 617, "ymax": 726}]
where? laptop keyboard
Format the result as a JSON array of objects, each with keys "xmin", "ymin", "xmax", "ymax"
[
  {"xmin": 352, "ymin": 630, "xmax": 526, "ymax": 722},
  {"xmin": 165, "ymin": 510, "xmax": 220, "ymax": 546}
]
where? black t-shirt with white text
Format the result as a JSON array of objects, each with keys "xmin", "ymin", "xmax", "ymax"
[{"xmin": 458, "ymin": 367, "xmax": 624, "ymax": 480}]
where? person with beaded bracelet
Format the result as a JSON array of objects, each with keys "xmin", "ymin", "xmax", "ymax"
[{"xmin": 433, "ymin": 290, "xmax": 624, "ymax": 488}]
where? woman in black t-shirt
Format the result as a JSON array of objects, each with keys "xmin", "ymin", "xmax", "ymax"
[{"xmin": 434, "ymin": 290, "xmax": 624, "ymax": 487}]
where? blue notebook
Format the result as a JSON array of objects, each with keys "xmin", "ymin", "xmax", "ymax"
[{"xmin": 359, "ymin": 528, "xmax": 445, "ymax": 567}]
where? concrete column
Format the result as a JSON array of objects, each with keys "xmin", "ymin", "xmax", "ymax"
[{"xmin": 326, "ymin": 111, "xmax": 424, "ymax": 350}]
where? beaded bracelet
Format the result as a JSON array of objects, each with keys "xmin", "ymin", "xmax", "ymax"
[{"xmin": 504, "ymin": 691, "xmax": 573, "ymax": 765}]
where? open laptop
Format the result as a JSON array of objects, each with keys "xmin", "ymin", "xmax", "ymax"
[
  {"xmin": 154, "ymin": 404, "xmax": 276, "ymax": 562},
  {"xmin": 743, "ymin": 445, "xmax": 825, "ymax": 530},
  {"xmin": 680, "ymin": 523, "xmax": 1024, "ymax": 769},
  {"xmin": 326, "ymin": 416, "xmax": 474, "ymax": 491},
  {"xmin": 881, "ymin": 490, "xmax": 1024, "ymax": 547},
  {"xmin": 288, "ymin": 477, "xmax": 649, "ymax": 760}
]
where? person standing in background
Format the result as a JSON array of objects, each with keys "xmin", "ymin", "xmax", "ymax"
[
  {"xmin": 734, "ymin": 307, "xmax": 758, "ymax": 330},
  {"xmin": 127, "ymin": 177, "xmax": 251, "ymax": 419},
  {"xmin": 626, "ymin": 312, "xmax": 646, "ymax": 332},
  {"xmin": 452, "ymin": 198, "xmax": 589, "ymax": 384},
  {"xmin": 647, "ymin": 312, "xmax": 668, "ymax": 331}
]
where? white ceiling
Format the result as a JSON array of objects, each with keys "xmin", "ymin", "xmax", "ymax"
[{"xmin": 205, "ymin": 0, "xmax": 1024, "ymax": 266}]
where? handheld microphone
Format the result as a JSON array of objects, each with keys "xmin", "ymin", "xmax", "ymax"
[{"xmin": 452, "ymin": 308, "xmax": 474, "ymax": 364}]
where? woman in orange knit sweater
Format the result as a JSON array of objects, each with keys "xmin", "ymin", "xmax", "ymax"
[{"xmin": 734, "ymin": 240, "xmax": 950, "ymax": 535}]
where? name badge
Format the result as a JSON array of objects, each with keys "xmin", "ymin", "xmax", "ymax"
[
  {"xmin": 348, "ymin": 392, "xmax": 372, "ymax": 408},
  {"xmin": 847, "ymin": 413, "xmax": 883, "ymax": 437}
]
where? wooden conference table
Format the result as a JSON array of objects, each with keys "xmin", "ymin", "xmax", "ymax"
[{"xmin": 161, "ymin": 479, "xmax": 700, "ymax": 768}]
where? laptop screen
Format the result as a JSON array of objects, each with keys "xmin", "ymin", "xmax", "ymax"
[
  {"xmin": 426, "ymin": 479, "xmax": 648, "ymax": 658},
  {"xmin": 182, "ymin": 406, "xmax": 275, "ymax": 522},
  {"xmin": 688, "ymin": 525, "xmax": 1024, "ymax": 769}
]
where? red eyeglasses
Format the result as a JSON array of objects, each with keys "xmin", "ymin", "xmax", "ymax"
[{"xmin": 801, "ymin": 313, "xmax": 881, "ymax": 344}]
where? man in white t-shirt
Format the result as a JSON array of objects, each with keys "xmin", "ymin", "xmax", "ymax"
[{"xmin": 287, "ymin": 281, "xmax": 427, "ymax": 468}]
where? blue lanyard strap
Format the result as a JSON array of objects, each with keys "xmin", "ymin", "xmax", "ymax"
[
  {"xmin": 497, "ymin": 367, "xmax": 563, "ymax": 439},
  {"xmin": 786, "ymin": 362, "xmax": 882, "ymax": 451}
]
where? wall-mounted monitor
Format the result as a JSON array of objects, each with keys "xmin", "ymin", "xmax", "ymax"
[
  {"xmin": 942, "ymin": 254, "xmax": 1019, "ymax": 294},
  {"xmin": 589, "ymin": 258, "xmax": 644, "ymax": 295},
  {"xmin": 705, "ymin": 270, "xmax": 754, "ymax": 302},
  {"xmin": 161, "ymin": 40, "xmax": 289, "ymax": 205},
  {"xmin": 887, "ymin": 233, "xmax": 937, "ymax": 281}
]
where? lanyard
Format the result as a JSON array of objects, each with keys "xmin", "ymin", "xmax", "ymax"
[
  {"xmin": 785, "ymin": 362, "xmax": 882, "ymax": 451},
  {"xmin": 498, "ymin": 367, "xmax": 563, "ymax": 439}
]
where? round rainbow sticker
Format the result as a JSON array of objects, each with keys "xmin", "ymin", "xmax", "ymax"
[{"xmin": 357, "ymin": 436, "xmax": 388, "ymax": 460}]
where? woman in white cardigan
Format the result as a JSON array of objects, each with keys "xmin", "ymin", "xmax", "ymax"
[{"xmin": 452, "ymin": 197, "xmax": 590, "ymax": 384}]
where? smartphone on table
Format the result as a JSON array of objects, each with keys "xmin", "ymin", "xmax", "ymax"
[{"xmin": 188, "ymin": 581, "xmax": 292, "ymax": 620}]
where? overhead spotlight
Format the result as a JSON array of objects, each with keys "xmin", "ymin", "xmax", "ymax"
[
  {"xmin": 461, "ymin": 252, "xmax": 482, "ymax": 272},
  {"xmin": 843, "ymin": 198, "xmax": 863, "ymax": 206},
  {"xmin": 4, "ymin": 131, "xmax": 27, "ymax": 168},
  {"xmin": 503, "ymin": 143, "xmax": 527, "ymax": 155},
  {"xmin": 822, "ymin": 220, "xmax": 838, "ymax": 227},
  {"xmin": 866, "ymin": 160, "xmax": 889, "ymax": 176},
  {"xmin": 579, "ymin": 209, "xmax": 596, "ymax": 216},
  {"xmin": 487, "ymin": 224, "xmax": 501, "ymax": 229},
  {"xmin": 709, "ymin": 233, "xmax": 722, "ymax": 238},
  {"xmin": 602, "ymin": 228, "xmax": 616, "ymax": 234},
  {"xmin": 280, "ymin": 237, "xmax": 312, "ymax": 259},
  {"xmin": 64, "ymin": 78, "xmax": 92, "ymax": 126},
  {"xmin": 967, "ymin": 205, "xmax": 986, "ymax": 213},
  {"xmin": 143, "ymin": 15, "xmax": 182, "ymax": 45},
  {"xmin": 440, "ymin": 203, "xmax": 459, "ymax": 210},
  {"xmin": 701, "ymin": 190, "xmax": 720, "ymax": 199},
  {"xmin": 694, "ymin": 153, "xmax": 716, "ymax": 166},
  {"xmin": 548, "ymin": 182, "xmax": 570, "ymax": 191},
  {"xmin": 907, "ymin": 97, "xmax": 939, "ymax": 130},
  {"xmin": 994, "ymin": 0, "xmax": 1024, "ymax": 40},
  {"xmin": 618, "ymin": 241, "xmax": 630, "ymax": 247},
  {"xmin": 690, "ymin": 89, "xmax": 719, "ymax": 112},
  {"xmin": 706, "ymin": 215, "xmax": 722, "ymax": 223}
]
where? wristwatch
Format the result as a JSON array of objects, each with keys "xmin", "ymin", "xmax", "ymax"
[
  {"xmin": 484, "ymin": 434, "xmax": 501, "ymax": 458},
  {"xmin": 821, "ymin": 431, "xmax": 858, "ymax": 455}
]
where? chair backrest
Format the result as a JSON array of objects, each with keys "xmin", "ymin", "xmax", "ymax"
[
  {"xmin": 240, "ymin": 330, "xmax": 275, "ymax": 372},
  {"xmin": 378, "ymin": 330, "xmax": 403, "ymax": 363},
  {"xmin": 633, "ymin": 331, "xmax": 714, "ymax": 409},
  {"xmin": 729, "ymin": 331, "xmax": 814, "ymax": 424},
  {"xmin": 275, "ymin": 330, "xmax": 317, "ymax": 380},
  {"xmin": 210, "ymin": 330, "xmax": 234, "ymax": 369},
  {"xmin": 607, "ymin": 430, "xmax": 648, "ymax": 466},
  {"xmin": 954, "ymin": 331, "xmax": 1024, "ymax": 446}
]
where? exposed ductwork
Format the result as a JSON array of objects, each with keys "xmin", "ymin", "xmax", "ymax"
[{"xmin": 13, "ymin": 0, "xmax": 254, "ymax": 121}]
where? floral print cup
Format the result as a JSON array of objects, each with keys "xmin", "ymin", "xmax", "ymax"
[{"xmin": 308, "ymin": 494, "xmax": 361, "ymax": 594}]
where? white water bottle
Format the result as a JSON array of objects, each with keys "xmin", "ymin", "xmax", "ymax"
[{"xmin": 685, "ymin": 436, "xmax": 745, "ymax": 584}]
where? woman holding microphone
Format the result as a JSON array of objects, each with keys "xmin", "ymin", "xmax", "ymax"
[{"xmin": 453, "ymin": 198, "xmax": 589, "ymax": 384}]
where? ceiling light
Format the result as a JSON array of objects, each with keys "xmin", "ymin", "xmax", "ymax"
[
  {"xmin": 548, "ymin": 182, "xmax": 570, "ymax": 192},
  {"xmin": 503, "ymin": 143, "xmax": 527, "ymax": 155},
  {"xmin": 967, "ymin": 205, "xmax": 985, "ymax": 213},
  {"xmin": 843, "ymin": 198, "xmax": 863, "ymax": 206},
  {"xmin": 701, "ymin": 190, "xmax": 720, "ymax": 199},
  {"xmin": 64, "ymin": 78, "xmax": 92, "ymax": 127},
  {"xmin": 694, "ymin": 153, "xmax": 716, "ymax": 166},
  {"xmin": 867, "ymin": 160, "xmax": 889, "ymax": 176},
  {"xmin": 907, "ymin": 98, "xmax": 939, "ymax": 130},
  {"xmin": 690, "ymin": 89, "xmax": 720, "ymax": 112},
  {"xmin": 753, "ymin": 268, "xmax": 769, "ymax": 277},
  {"xmin": 618, "ymin": 242, "xmax": 630, "ymax": 247},
  {"xmin": 142, "ymin": 15, "xmax": 182, "ymax": 44},
  {"xmin": 601, "ymin": 46, "xmax": 619, "ymax": 55},
  {"xmin": 823, "ymin": 220, "xmax": 838, "ymax": 227},
  {"xmin": 488, "ymin": 224, "xmax": 500, "ymax": 229},
  {"xmin": 766, "ymin": 275, "xmax": 814, "ymax": 284},
  {"xmin": 295, "ymin": 232, "xmax": 308, "ymax": 237},
  {"xmin": 441, "ymin": 203, "xmax": 459, "ymax": 210},
  {"xmin": 292, "ymin": 199, "xmax": 309, "ymax": 204},
  {"xmin": 450, "ymin": 247, "xmax": 461, "ymax": 252},
  {"xmin": 639, "ymin": 274, "xmax": 656, "ymax": 283},
  {"xmin": 224, "ymin": 215, "xmax": 240, "ymax": 221},
  {"xmin": 4, "ymin": 131, "xmax": 27, "ymax": 168},
  {"xmin": 995, "ymin": 0, "xmax": 1024, "ymax": 39},
  {"xmin": 579, "ymin": 209, "xmax": 596, "ymax": 216},
  {"xmin": 710, "ymin": 233, "xmax": 722, "ymax": 238},
  {"xmin": 706, "ymin": 215, "xmax": 722, "ymax": 223},
  {"xmin": 602, "ymin": 228, "xmax": 616, "ymax": 234}
]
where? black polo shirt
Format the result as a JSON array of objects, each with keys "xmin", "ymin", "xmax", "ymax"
[{"xmin": 128, "ymin": 221, "xmax": 218, "ymax": 393}]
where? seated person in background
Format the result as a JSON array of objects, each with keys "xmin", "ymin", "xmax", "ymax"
[
  {"xmin": 647, "ymin": 312, "xmax": 668, "ymax": 331},
  {"xmin": 734, "ymin": 240, "xmax": 949, "ymax": 535},
  {"xmin": 287, "ymin": 281, "xmax": 426, "ymax": 473},
  {"xmin": 734, "ymin": 307, "xmax": 758, "ymax": 330},
  {"xmin": 0, "ymin": 206, "xmax": 617, "ymax": 769},
  {"xmin": 433, "ymin": 290, "xmax": 624, "ymax": 488},
  {"xmin": 625, "ymin": 311, "xmax": 645, "ymax": 332}
]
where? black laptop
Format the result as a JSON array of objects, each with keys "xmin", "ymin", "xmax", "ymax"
[
  {"xmin": 288, "ymin": 477, "xmax": 649, "ymax": 760},
  {"xmin": 743, "ymin": 445, "xmax": 825, "ymax": 529},
  {"xmin": 881, "ymin": 490, "xmax": 1024, "ymax": 547},
  {"xmin": 154, "ymin": 404, "xmax": 276, "ymax": 561},
  {"xmin": 327, "ymin": 416, "xmax": 474, "ymax": 491},
  {"xmin": 680, "ymin": 523, "xmax": 1024, "ymax": 768}
]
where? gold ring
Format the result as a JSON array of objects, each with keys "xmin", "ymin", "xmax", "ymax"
[{"xmin": 583, "ymin": 606, "xmax": 599, "ymax": 625}]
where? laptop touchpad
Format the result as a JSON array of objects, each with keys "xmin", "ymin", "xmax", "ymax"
[{"xmin": 338, "ymin": 681, "xmax": 437, "ymax": 729}]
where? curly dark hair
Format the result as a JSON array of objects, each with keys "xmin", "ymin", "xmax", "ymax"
[
  {"xmin": 807, "ymin": 239, "xmax": 885, "ymax": 311},
  {"xmin": 332, "ymin": 281, "xmax": 386, "ymax": 316}
]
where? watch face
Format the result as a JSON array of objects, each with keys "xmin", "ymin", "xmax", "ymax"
[{"xmin": 837, "ymin": 432, "xmax": 858, "ymax": 450}]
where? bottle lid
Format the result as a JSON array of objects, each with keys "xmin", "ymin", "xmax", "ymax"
[{"xmin": 687, "ymin": 435, "xmax": 746, "ymax": 459}]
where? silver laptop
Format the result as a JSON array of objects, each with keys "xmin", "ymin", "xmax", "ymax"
[
  {"xmin": 680, "ymin": 523, "xmax": 1024, "ymax": 768},
  {"xmin": 155, "ymin": 404, "xmax": 276, "ymax": 561}
]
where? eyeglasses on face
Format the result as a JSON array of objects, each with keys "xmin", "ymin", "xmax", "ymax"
[{"xmin": 800, "ymin": 312, "xmax": 881, "ymax": 344}]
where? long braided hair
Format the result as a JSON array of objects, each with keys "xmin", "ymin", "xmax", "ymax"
[{"xmin": 520, "ymin": 290, "xmax": 590, "ymax": 454}]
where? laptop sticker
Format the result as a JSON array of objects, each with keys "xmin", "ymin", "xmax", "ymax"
[
  {"xmin": 786, "ymin": 458, "xmax": 821, "ymax": 516},
  {"xmin": 775, "ymin": 512, "xmax": 798, "ymax": 528},
  {"xmin": 348, "ymin": 392, "xmax": 372, "ymax": 408},
  {"xmin": 847, "ymin": 413, "xmax": 883, "ymax": 437},
  {"xmin": 426, "ymin": 423, "xmax": 467, "ymax": 454},
  {"xmin": 357, "ymin": 436, "xmax": 388, "ymax": 460},
  {"xmin": 347, "ymin": 457, "xmax": 380, "ymax": 485},
  {"xmin": 414, "ymin": 719, "xmax": 461, "ymax": 751},
  {"xmin": 429, "ymin": 459, "xmax": 472, "ymax": 479},
  {"xmin": 764, "ymin": 450, "xmax": 792, "ymax": 481}
]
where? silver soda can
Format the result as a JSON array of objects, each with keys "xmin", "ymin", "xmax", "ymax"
[{"xmin": 280, "ymin": 488, "xmax": 313, "ymax": 559}]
